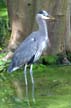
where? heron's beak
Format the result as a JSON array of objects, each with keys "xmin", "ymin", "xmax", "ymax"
[
  {"xmin": 42, "ymin": 15, "xmax": 55, "ymax": 20},
  {"xmin": 48, "ymin": 16, "xmax": 55, "ymax": 20},
  {"xmin": 47, "ymin": 16, "xmax": 55, "ymax": 20}
]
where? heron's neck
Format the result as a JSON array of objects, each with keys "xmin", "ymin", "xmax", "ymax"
[{"xmin": 37, "ymin": 17, "xmax": 48, "ymax": 38}]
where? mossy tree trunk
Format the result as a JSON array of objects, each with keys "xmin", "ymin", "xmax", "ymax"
[{"xmin": 5, "ymin": 0, "xmax": 70, "ymax": 60}]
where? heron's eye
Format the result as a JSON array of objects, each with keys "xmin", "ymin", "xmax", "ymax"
[{"xmin": 39, "ymin": 11, "xmax": 43, "ymax": 14}]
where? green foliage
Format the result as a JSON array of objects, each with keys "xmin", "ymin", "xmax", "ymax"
[
  {"xmin": 0, "ymin": 0, "xmax": 9, "ymax": 48},
  {"xmin": 0, "ymin": 18, "xmax": 9, "ymax": 47},
  {"xmin": 0, "ymin": 0, "xmax": 6, "ymax": 8},
  {"xmin": 0, "ymin": 53, "xmax": 11, "ymax": 72},
  {"xmin": 39, "ymin": 55, "xmax": 58, "ymax": 65}
]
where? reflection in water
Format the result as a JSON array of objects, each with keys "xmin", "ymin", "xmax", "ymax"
[{"xmin": 12, "ymin": 80, "xmax": 23, "ymax": 99}]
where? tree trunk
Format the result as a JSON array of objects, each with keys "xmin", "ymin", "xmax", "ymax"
[
  {"xmin": 7, "ymin": 0, "xmax": 36, "ymax": 51},
  {"xmin": 5, "ymin": 0, "xmax": 70, "ymax": 60},
  {"xmin": 47, "ymin": 0, "xmax": 67, "ymax": 54},
  {"xmin": 65, "ymin": 0, "xmax": 71, "ymax": 52}
]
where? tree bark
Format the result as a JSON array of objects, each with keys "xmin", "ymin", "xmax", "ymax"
[
  {"xmin": 47, "ymin": 0, "xmax": 67, "ymax": 54},
  {"xmin": 7, "ymin": 0, "xmax": 36, "ymax": 51},
  {"xmin": 65, "ymin": 0, "xmax": 71, "ymax": 52}
]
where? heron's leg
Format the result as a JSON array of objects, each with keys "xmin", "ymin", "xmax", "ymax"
[
  {"xmin": 24, "ymin": 64, "xmax": 29, "ymax": 101},
  {"xmin": 30, "ymin": 64, "xmax": 35, "ymax": 102}
]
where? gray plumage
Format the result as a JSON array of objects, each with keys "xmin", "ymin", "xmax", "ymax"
[
  {"xmin": 8, "ymin": 10, "xmax": 54, "ymax": 101},
  {"xmin": 8, "ymin": 10, "xmax": 50, "ymax": 72}
]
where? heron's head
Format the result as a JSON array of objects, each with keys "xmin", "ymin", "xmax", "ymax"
[{"xmin": 37, "ymin": 10, "xmax": 55, "ymax": 20}]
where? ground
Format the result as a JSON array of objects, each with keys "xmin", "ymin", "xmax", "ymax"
[{"xmin": 0, "ymin": 55, "xmax": 71, "ymax": 108}]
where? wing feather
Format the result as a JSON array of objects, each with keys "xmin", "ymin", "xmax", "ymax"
[{"xmin": 11, "ymin": 32, "xmax": 38, "ymax": 68}]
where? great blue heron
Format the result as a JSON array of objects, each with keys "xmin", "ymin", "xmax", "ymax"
[{"xmin": 8, "ymin": 10, "xmax": 54, "ymax": 102}]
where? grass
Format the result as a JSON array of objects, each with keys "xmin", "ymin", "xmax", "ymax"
[{"xmin": 0, "ymin": 55, "xmax": 71, "ymax": 108}]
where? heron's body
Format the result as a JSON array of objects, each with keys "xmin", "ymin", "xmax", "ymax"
[
  {"xmin": 8, "ymin": 16, "xmax": 49, "ymax": 72},
  {"xmin": 8, "ymin": 10, "xmax": 54, "ymax": 101}
]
